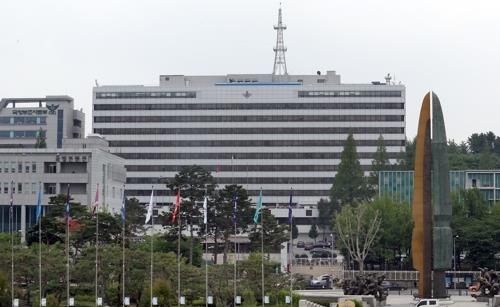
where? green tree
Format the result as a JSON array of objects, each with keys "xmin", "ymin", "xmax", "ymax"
[
  {"xmin": 249, "ymin": 209, "xmax": 287, "ymax": 256},
  {"xmin": 334, "ymin": 202, "xmax": 381, "ymax": 272},
  {"xmin": 167, "ymin": 165, "xmax": 217, "ymax": 264},
  {"xmin": 370, "ymin": 197, "xmax": 413, "ymax": 269},
  {"xmin": 308, "ymin": 224, "xmax": 318, "ymax": 242},
  {"xmin": 396, "ymin": 137, "xmax": 415, "ymax": 170},
  {"xmin": 330, "ymin": 134, "xmax": 370, "ymax": 212},
  {"xmin": 34, "ymin": 128, "xmax": 47, "ymax": 148},
  {"xmin": 369, "ymin": 135, "xmax": 390, "ymax": 193},
  {"xmin": 316, "ymin": 198, "xmax": 333, "ymax": 240},
  {"xmin": 211, "ymin": 184, "xmax": 253, "ymax": 264}
]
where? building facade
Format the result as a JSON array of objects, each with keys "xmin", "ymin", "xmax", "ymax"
[
  {"xmin": 379, "ymin": 170, "xmax": 500, "ymax": 205},
  {"xmin": 0, "ymin": 135, "xmax": 127, "ymax": 241},
  {"xmin": 93, "ymin": 72, "xmax": 406, "ymax": 209},
  {"xmin": 0, "ymin": 96, "xmax": 84, "ymax": 149}
]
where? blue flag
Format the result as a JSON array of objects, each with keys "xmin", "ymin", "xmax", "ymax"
[
  {"xmin": 120, "ymin": 189, "xmax": 126, "ymax": 224},
  {"xmin": 288, "ymin": 188, "xmax": 293, "ymax": 225},
  {"xmin": 35, "ymin": 183, "xmax": 43, "ymax": 222},
  {"xmin": 253, "ymin": 189, "xmax": 263, "ymax": 224}
]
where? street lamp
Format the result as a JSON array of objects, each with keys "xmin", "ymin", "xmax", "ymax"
[{"xmin": 453, "ymin": 235, "xmax": 459, "ymax": 290}]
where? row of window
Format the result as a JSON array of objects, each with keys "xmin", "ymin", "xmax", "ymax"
[
  {"xmin": 298, "ymin": 90, "xmax": 402, "ymax": 98},
  {"xmin": 95, "ymin": 115, "xmax": 405, "ymax": 123},
  {"xmin": 0, "ymin": 162, "xmax": 37, "ymax": 174},
  {"xmin": 0, "ymin": 116, "xmax": 47, "ymax": 125},
  {"xmin": 117, "ymin": 151, "xmax": 401, "ymax": 160},
  {"xmin": 109, "ymin": 139, "xmax": 405, "ymax": 147},
  {"xmin": 93, "ymin": 102, "xmax": 404, "ymax": 111},
  {"xmin": 127, "ymin": 176, "xmax": 337, "ymax": 185},
  {"xmin": 94, "ymin": 127, "xmax": 405, "ymax": 135},
  {"xmin": 96, "ymin": 91, "xmax": 197, "ymax": 99},
  {"xmin": 0, "ymin": 130, "xmax": 45, "ymax": 139},
  {"xmin": 0, "ymin": 182, "xmax": 40, "ymax": 195},
  {"xmin": 125, "ymin": 189, "xmax": 329, "ymax": 197}
]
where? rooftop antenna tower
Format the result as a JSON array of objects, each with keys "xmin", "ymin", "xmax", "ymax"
[{"xmin": 272, "ymin": 4, "xmax": 288, "ymax": 81}]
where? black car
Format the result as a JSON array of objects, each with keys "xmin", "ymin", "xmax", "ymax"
[
  {"xmin": 381, "ymin": 281, "xmax": 407, "ymax": 291},
  {"xmin": 296, "ymin": 241, "xmax": 305, "ymax": 248},
  {"xmin": 313, "ymin": 241, "xmax": 331, "ymax": 248}
]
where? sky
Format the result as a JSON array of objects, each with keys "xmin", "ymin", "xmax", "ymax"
[{"xmin": 1, "ymin": 0, "xmax": 499, "ymax": 143}]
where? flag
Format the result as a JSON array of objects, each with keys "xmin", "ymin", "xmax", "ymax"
[
  {"xmin": 145, "ymin": 188, "xmax": 154, "ymax": 224},
  {"xmin": 91, "ymin": 184, "xmax": 99, "ymax": 217},
  {"xmin": 120, "ymin": 189, "xmax": 126, "ymax": 224},
  {"xmin": 9, "ymin": 181, "xmax": 13, "ymax": 213},
  {"xmin": 253, "ymin": 189, "xmax": 263, "ymax": 224},
  {"xmin": 171, "ymin": 189, "xmax": 181, "ymax": 223},
  {"xmin": 35, "ymin": 183, "xmax": 43, "ymax": 222},
  {"xmin": 288, "ymin": 188, "xmax": 293, "ymax": 225},
  {"xmin": 203, "ymin": 196, "xmax": 207, "ymax": 224},
  {"xmin": 64, "ymin": 184, "xmax": 71, "ymax": 219}
]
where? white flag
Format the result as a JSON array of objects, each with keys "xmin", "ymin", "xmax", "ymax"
[
  {"xmin": 145, "ymin": 189, "xmax": 154, "ymax": 224},
  {"xmin": 203, "ymin": 196, "xmax": 207, "ymax": 224}
]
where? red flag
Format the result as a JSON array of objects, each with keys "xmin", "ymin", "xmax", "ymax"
[{"xmin": 171, "ymin": 190, "xmax": 181, "ymax": 223}]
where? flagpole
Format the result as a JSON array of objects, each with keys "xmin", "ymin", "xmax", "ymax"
[
  {"xmin": 95, "ymin": 183, "xmax": 99, "ymax": 307},
  {"xmin": 260, "ymin": 206, "xmax": 264, "ymax": 307},
  {"xmin": 10, "ymin": 181, "xmax": 14, "ymax": 307},
  {"xmin": 233, "ymin": 194, "xmax": 237, "ymax": 305},
  {"xmin": 66, "ymin": 184, "xmax": 70, "ymax": 306},
  {"xmin": 150, "ymin": 186, "xmax": 154, "ymax": 307},
  {"xmin": 122, "ymin": 185, "xmax": 126, "ymax": 307},
  {"xmin": 204, "ymin": 196, "xmax": 208, "ymax": 307},
  {"xmin": 39, "ymin": 182, "xmax": 42, "ymax": 307},
  {"xmin": 289, "ymin": 217, "xmax": 292, "ymax": 306},
  {"xmin": 177, "ymin": 190, "xmax": 181, "ymax": 307}
]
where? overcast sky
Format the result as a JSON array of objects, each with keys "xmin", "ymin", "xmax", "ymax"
[{"xmin": 1, "ymin": 0, "xmax": 499, "ymax": 143}]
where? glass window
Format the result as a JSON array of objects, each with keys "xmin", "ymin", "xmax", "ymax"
[
  {"xmin": 25, "ymin": 164, "xmax": 29, "ymax": 173},
  {"xmin": 4, "ymin": 163, "xmax": 8, "ymax": 173},
  {"xmin": 17, "ymin": 183, "xmax": 22, "ymax": 194},
  {"xmin": 32, "ymin": 162, "xmax": 36, "ymax": 173},
  {"xmin": 3, "ymin": 183, "xmax": 8, "ymax": 194},
  {"xmin": 11, "ymin": 162, "xmax": 15, "ymax": 173},
  {"xmin": 18, "ymin": 163, "xmax": 22, "ymax": 173}
]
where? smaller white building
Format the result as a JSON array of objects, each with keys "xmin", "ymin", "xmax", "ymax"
[{"xmin": 0, "ymin": 135, "xmax": 126, "ymax": 241}]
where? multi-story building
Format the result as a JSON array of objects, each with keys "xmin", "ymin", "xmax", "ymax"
[
  {"xmin": 93, "ymin": 72, "xmax": 406, "ymax": 206},
  {"xmin": 91, "ymin": 9, "xmax": 406, "ymax": 233},
  {"xmin": 0, "ymin": 96, "xmax": 84, "ymax": 149},
  {"xmin": 379, "ymin": 170, "xmax": 500, "ymax": 205},
  {"xmin": 0, "ymin": 135, "xmax": 127, "ymax": 241}
]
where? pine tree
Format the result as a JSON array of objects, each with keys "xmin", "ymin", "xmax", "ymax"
[
  {"xmin": 330, "ymin": 134, "xmax": 370, "ymax": 211},
  {"xmin": 369, "ymin": 135, "xmax": 390, "ymax": 194}
]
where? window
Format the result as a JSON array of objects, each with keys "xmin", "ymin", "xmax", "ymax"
[
  {"xmin": 18, "ymin": 163, "xmax": 22, "ymax": 173},
  {"xmin": 3, "ymin": 183, "xmax": 8, "ymax": 194},
  {"xmin": 32, "ymin": 183, "xmax": 37, "ymax": 194},
  {"xmin": 4, "ymin": 163, "xmax": 8, "ymax": 173},
  {"xmin": 44, "ymin": 183, "xmax": 56, "ymax": 194},
  {"xmin": 306, "ymin": 210, "xmax": 313, "ymax": 216},
  {"xmin": 32, "ymin": 162, "xmax": 36, "ymax": 173},
  {"xmin": 11, "ymin": 162, "xmax": 15, "ymax": 173},
  {"xmin": 17, "ymin": 183, "xmax": 22, "ymax": 194},
  {"xmin": 25, "ymin": 164, "xmax": 29, "ymax": 173}
]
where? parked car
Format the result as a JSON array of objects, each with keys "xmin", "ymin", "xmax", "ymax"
[
  {"xmin": 296, "ymin": 241, "xmax": 305, "ymax": 248},
  {"xmin": 381, "ymin": 281, "xmax": 407, "ymax": 291},
  {"xmin": 313, "ymin": 241, "xmax": 331, "ymax": 248},
  {"xmin": 304, "ymin": 242, "xmax": 314, "ymax": 250},
  {"xmin": 310, "ymin": 248, "xmax": 334, "ymax": 258}
]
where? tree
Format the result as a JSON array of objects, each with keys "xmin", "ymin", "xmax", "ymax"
[
  {"xmin": 396, "ymin": 137, "xmax": 415, "ymax": 170},
  {"xmin": 316, "ymin": 198, "xmax": 333, "ymax": 239},
  {"xmin": 370, "ymin": 197, "xmax": 413, "ymax": 269},
  {"xmin": 211, "ymin": 184, "xmax": 253, "ymax": 264},
  {"xmin": 369, "ymin": 135, "xmax": 390, "ymax": 193},
  {"xmin": 167, "ymin": 165, "xmax": 217, "ymax": 264},
  {"xmin": 330, "ymin": 134, "xmax": 370, "ymax": 212},
  {"xmin": 334, "ymin": 202, "xmax": 381, "ymax": 272},
  {"xmin": 308, "ymin": 224, "xmax": 318, "ymax": 242},
  {"xmin": 34, "ymin": 128, "xmax": 47, "ymax": 148},
  {"xmin": 248, "ymin": 209, "xmax": 288, "ymax": 256}
]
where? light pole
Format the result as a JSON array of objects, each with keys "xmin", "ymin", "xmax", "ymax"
[
  {"xmin": 330, "ymin": 234, "xmax": 334, "ymax": 265},
  {"xmin": 453, "ymin": 235, "xmax": 459, "ymax": 290}
]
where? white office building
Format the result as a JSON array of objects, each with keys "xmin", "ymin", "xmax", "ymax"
[
  {"xmin": 92, "ymin": 9, "xmax": 406, "ymax": 230},
  {"xmin": 0, "ymin": 135, "xmax": 127, "ymax": 241},
  {"xmin": 0, "ymin": 96, "xmax": 84, "ymax": 149}
]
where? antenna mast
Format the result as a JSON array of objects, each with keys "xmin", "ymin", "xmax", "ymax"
[{"xmin": 272, "ymin": 5, "xmax": 288, "ymax": 81}]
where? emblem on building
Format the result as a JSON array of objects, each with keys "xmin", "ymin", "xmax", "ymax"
[
  {"xmin": 242, "ymin": 91, "xmax": 252, "ymax": 99},
  {"xmin": 46, "ymin": 104, "xmax": 59, "ymax": 114}
]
